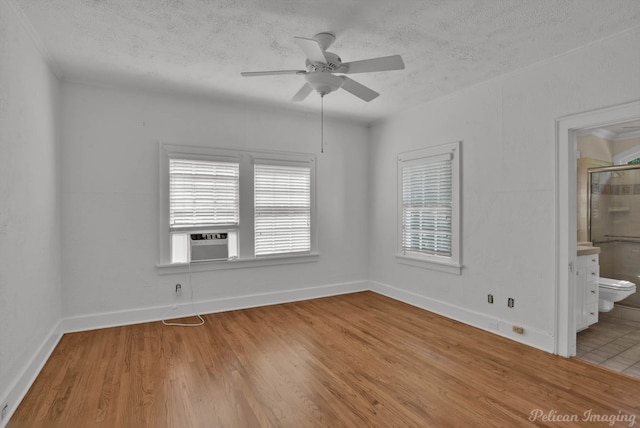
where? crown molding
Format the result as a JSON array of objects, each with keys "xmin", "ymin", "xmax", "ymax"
[
  {"xmin": 577, "ymin": 128, "xmax": 616, "ymax": 140},
  {"xmin": 614, "ymin": 129, "xmax": 640, "ymax": 141},
  {"xmin": 5, "ymin": 0, "xmax": 62, "ymax": 79},
  {"xmin": 577, "ymin": 127, "xmax": 640, "ymax": 142}
]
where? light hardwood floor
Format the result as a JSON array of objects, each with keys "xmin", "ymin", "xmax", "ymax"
[{"xmin": 9, "ymin": 292, "xmax": 640, "ymax": 427}]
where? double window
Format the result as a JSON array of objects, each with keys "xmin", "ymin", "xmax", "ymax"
[
  {"xmin": 397, "ymin": 141, "xmax": 461, "ymax": 274},
  {"xmin": 159, "ymin": 144, "xmax": 316, "ymax": 266}
]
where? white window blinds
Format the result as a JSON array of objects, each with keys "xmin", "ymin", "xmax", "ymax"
[
  {"xmin": 401, "ymin": 153, "xmax": 453, "ymax": 257},
  {"xmin": 254, "ymin": 164, "xmax": 311, "ymax": 256},
  {"xmin": 169, "ymin": 159, "xmax": 239, "ymax": 228}
]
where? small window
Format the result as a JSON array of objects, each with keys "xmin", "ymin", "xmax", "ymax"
[
  {"xmin": 254, "ymin": 163, "xmax": 311, "ymax": 256},
  {"xmin": 613, "ymin": 144, "xmax": 640, "ymax": 165},
  {"xmin": 397, "ymin": 141, "xmax": 461, "ymax": 274}
]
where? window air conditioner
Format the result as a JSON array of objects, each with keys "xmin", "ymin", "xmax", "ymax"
[{"xmin": 190, "ymin": 232, "xmax": 229, "ymax": 261}]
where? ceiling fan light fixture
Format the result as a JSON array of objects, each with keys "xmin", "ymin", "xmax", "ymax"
[{"xmin": 305, "ymin": 72, "xmax": 344, "ymax": 96}]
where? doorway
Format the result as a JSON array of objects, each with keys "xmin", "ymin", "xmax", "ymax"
[{"xmin": 555, "ymin": 100, "xmax": 640, "ymax": 357}]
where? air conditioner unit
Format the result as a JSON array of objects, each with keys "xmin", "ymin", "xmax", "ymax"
[{"xmin": 190, "ymin": 232, "xmax": 229, "ymax": 262}]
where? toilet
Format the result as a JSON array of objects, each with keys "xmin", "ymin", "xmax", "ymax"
[{"xmin": 598, "ymin": 277, "xmax": 637, "ymax": 312}]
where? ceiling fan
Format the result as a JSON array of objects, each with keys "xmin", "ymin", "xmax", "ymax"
[{"xmin": 240, "ymin": 32, "xmax": 405, "ymax": 102}]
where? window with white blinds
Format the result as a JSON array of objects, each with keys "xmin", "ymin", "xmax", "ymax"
[
  {"xmin": 398, "ymin": 141, "xmax": 461, "ymax": 274},
  {"xmin": 401, "ymin": 153, "xmax": 452, "ymax": 257},
  {"xmin": 254, "ymin": 164, "xmax": 311, "ymax": 256},
  {"xmin": 169, "ymin": 159, "xmax": 239, "ymax": 229},
  {"xmin": 159, "ymin": 144, "xmax": 316, "ymax": 269}
]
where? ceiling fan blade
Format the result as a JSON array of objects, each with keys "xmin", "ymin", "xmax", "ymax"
[
  {"xmin": 291, "ymin": 83, "xmax": 313, "ymax": 102},
  {"xmin": 341, "ymin": 55, "xmax": 405, "ymax": 74},
  {"xmin": 241, "ymin": 70, "xmax": 306, "ymax": 77},
  {"xmin": 340, "ymin": 77, "xmax": 379, "ymax": 102},
  {"xmin": 293, "ymin": 37, "xmax": 327, "ymax": 63}
]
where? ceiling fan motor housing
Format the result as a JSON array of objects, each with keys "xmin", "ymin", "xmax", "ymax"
[{"xmin": 305, "ymin": 52, "xmax": 342, "ymax": 72}]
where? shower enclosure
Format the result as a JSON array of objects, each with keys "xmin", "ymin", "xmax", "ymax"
[{"xmin": 589, "ymin": 164, "xmax": 640, "ymax": 309}]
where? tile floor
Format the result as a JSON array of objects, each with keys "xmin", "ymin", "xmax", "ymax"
[{"xmin": 577, "ymin": 314, "xmax": 640, "ymax": 379}]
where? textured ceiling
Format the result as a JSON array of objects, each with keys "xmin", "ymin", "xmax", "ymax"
[{"xmin": 15, "ymin": 0, "xmax": 640, "ymax": 123}]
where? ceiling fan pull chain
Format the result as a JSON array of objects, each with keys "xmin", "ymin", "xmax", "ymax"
[{"xmin": 321, "ymin": 94, "xmax": 324, "ymax": 154}]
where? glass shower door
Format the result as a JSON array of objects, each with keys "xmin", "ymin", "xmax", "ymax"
[{"xmin": 590, "ymin": 165, "xmax": 640, "ymax": 308}]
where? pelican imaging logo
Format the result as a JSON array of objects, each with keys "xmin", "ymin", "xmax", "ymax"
[{"xmin": 529, "ymin": 409, "xmax": 636, "ymax": 426}]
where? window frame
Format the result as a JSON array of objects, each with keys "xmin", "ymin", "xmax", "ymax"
[
  {"xmin": 396, "ymin": 141, "xmax": 462, "ymax": 275},
  {"xmin": 158, "ymin": 143, "xmax": 318, "ymax": 273},
  {"xmin": 613, "ymin": 144, "xmax": 640, "ymax": 165}
]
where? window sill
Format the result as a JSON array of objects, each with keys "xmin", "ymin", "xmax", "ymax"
[
  {"xmin": 156, "ymin": 253, "xmax": 319, "ymax": 275},
  {"xmin": 396, "ymin": 254, "xmax": 462, "ymax": 275}
]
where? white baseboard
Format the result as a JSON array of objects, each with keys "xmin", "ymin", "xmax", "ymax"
[
  {"xmin": 0, "ymin": 321, "xmax": 63, "ymax": 428},
  {"xmin": 63, "ymin": 280, "xmax": 369, "ymax": 333},
  {"xmin": 369, "ymin": 280, "xmax": 555, "ymax": 353}
]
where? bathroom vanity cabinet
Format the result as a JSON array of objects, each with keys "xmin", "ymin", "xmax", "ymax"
[{"xmin": 576, "ymin": 253, "xmax": 599, "ymax": 331}]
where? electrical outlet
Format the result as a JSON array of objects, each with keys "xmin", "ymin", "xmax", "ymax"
[
  {"xmin": 507, "ymin": 297, "xmax": 514, "ymax": 308},
  {"xmin": 487, "ymin": 294, "xmax": 494, "ymax": 304},
  {"xmin": 175, "ymin": 283, "xmax": 182, "ymax": 296},
  {"xmin": 1, "ymin": 403, "xmax": 8, "ymax": 421},
  {"xmin": 512, "ymin": 325, "xmax": 524, "ymax": 334}
]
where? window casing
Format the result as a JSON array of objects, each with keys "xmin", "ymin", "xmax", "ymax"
[
  {"xmin": 158, "ymin": 144, "xmax": 316, "ymax": 269},
  {"xmin": 397, "ymin": 141, "xmax": 461, "ymax": 274}
]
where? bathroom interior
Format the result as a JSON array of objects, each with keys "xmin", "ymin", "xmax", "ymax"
[{"xmin": 575, "ymin": 118, "xmax": 640, "ymax": 379}]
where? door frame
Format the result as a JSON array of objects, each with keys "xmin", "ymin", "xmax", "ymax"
[{"xmin": 555, "ymin": 100, "xmax": 640, "ymax": 357}]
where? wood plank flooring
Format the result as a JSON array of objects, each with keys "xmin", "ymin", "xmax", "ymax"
[{"xmin": 9, "ymin": 291, "xmax": 640, "ymax": 427}]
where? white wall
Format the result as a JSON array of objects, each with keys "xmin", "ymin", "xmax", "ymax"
[
  {"xmin": 577, "ymin": 134, "xmax": 612, "ymax": 161},
  {"xmin": 369, "ymin": 28, "xmax": 640, "ymax": 352},
  {"xmin": 60, "ymin": 82, "xmax": 370, "ymax": 325},
  {"xmin": 0, "ymin": 0, "xmax": 62, "ymax": 417}
]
